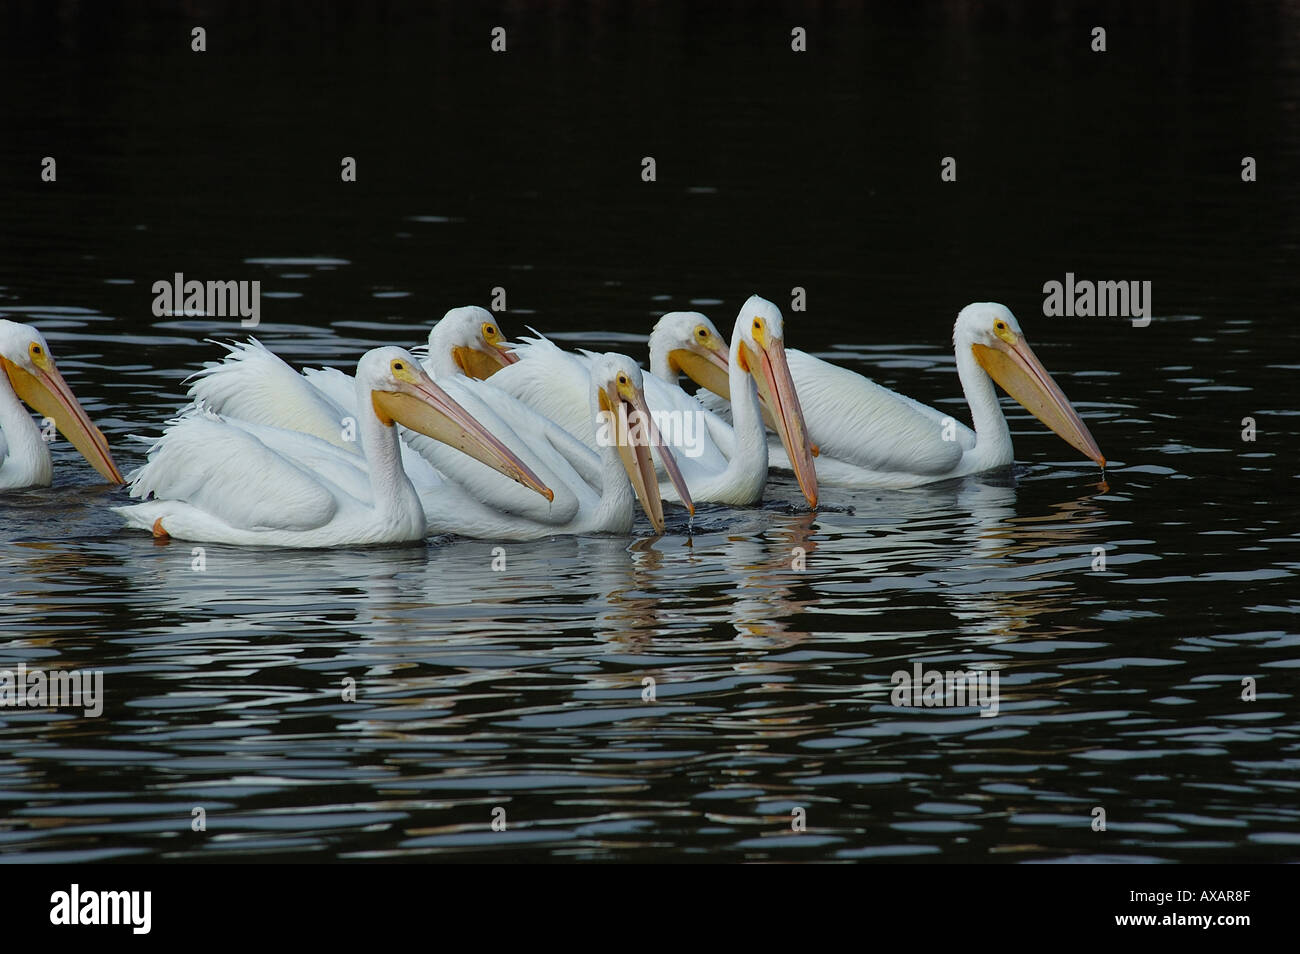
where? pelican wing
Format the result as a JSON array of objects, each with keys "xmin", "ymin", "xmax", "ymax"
[
  {"xmin": 640, "ymin": 372, "xmax": 733, "ymax": 470},
  {"xmin": 661, "ymin": 380, "xmax": 742, "ymax": 460},
  {"xmin": 696, "ymin": 388, "xmax": 732, "ymax": 423},
  {"xmin": 492, "ymin": 336, "xmax": 595, "ymax": 442},
  {"xmin": 701, "ymin": 407, "xmax": 737, "ymax": 459},
  {"xmin": 187, "ymin": 339, "xmax": 354, "ymax": 451},
  {"xmin": 545, "ymin": 342, "xmax": 734, "ymax": 477},
  {"xmin": 531, "ymin": 410, "xmax": 604, "ymax": 488},
  {"xmin": 120, "ymin": 412, "xmax": 345, "ymax": 531},
  {"xmin": 302, "ymin": 365, "xmax": 357, "ymax": 411},
  {"xmin": 784, "ymin": 351, "xmax": 966, "ymax": 476}
]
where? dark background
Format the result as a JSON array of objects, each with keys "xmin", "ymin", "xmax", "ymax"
[
  {"xmin": 0, "ymin": 0, "xmax": 1297, "ymax": 868},
  {"xmin": 2, "ymin": 0, "xmax": 1294, "ymax": 349}
]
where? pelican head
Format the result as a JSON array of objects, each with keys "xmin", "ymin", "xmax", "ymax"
[
  {"xmin": 957, "ymin": 303, "xmax": 1105, "ymax": 467},
  {"xmin": 592, "ymin": 353, "xmax": 694, "ymax": 534},
  {"xmin": 361, "ymin": 346, "xmax": 552, "ymax": 500},
  {"xmin": 733, "ymin": 296, "xmax": 819, "ymax": 508},
  {"xmin": 427, "ymin": 306, "xmax": 519, "ymax": 380},
  {"xmin": 649, "ymin": 311, "xmax": 730, "ymax": 394},
  {"xmin": 0, "ymin": 319, "xmax": 124, "ymax": 484}
]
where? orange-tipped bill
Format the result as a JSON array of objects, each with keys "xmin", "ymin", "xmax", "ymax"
[
  {"xmin": 629, "ymin": 384, "xmax": 694, "ymax": 519},
  {"xmin": 972, "ymin": 336, "xmax": 1106, "ymax": 467},
  {"xmin": 741, "ymin": 337, "xmax": 818, "ymax": 508},
  {"xmin": 1, "ymin": 355, "xmax": 124, "ymax": 484},
  {"xmin": 600, "ymin": 380, "xmax": 694, "ymax": 534},
  {"xmin": 373, "ymin": 371, "xmax": 553, "ymax": 501}
]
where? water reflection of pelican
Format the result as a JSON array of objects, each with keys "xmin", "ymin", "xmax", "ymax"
[
  {"xmin": 798, "ymin": 476, "xmax": 1113, "ymax": 645},
  {"xmin": 716, "ymin": 511, "xmax": 819, "ymax": 651}
]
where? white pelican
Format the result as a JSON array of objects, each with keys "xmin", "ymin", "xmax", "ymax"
[
  {"xmin": 310, "ymin": 340, "xmax": 696, "ymax": 538},
  {"xmin": 646, "ymin": 302, "xmax": 819, "ymax": 506},
  {"xmin": 185, "ymin": 320, "xmax": 692, "ymax": 538},
  {"xmin": 186, "ymin": 307, "xmax": 516, "ymax": 443},
  {"xmin": 691, "ymin": 302, "xmax": 1106, "ymax": 488},
  {"xmin": 424, "ymin": 305, "xmax": 519, "ymax": 379},
  {"xmin": 488, "ymin": 297, "xmax": 819, "ymax": 508},
  {"xmin": 294, "ymin": 307, "xmax": 517, "ymax": 415},
  {"xmin": 648, "ymin": 309, "xmax": 820, "ymax": 455},
  {"xmin": 647, "ymin": 311, "xmax": 731, "ymax": 407},
  {"xmin": 404, "ymin": 308, "xmax": 696, "ymax": 535},
  {"xmin": 114, "ymin": 347, "xmax": 552, "ymax": 547},
  {"xmin": 0, "ymin": 319, "xmax": 124, "ymax": 490}
]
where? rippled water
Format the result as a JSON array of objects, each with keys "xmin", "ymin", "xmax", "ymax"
[{"xmin": 1, "ymin": 1, "xmax": 1298, "ymax": 862}]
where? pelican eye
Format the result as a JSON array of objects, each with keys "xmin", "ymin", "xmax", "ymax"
[
  {"xmin": 618, "ymin": 374, "xmax": 628, "ymax": 386},
  {"xmin": 482, "ymin": 323, "xmax": 499, "ymax": 341},
  {"xmin": 392, "ymin": 360, "xmax": 405, "ymax": 372},
  {"xmin": 995, "ymin": 320, "xmax": 1007, "ymax": 331},
  {"xmin": 696, "ymin": 327, "xmax": 708, "ymax": 339},
  {"xmin": 753, "ymin": 318, "xmax": 762, "ymax": 329},
  {"xmin": 30, "ymin": 343, "xmax": 43, "ymax": 358}
]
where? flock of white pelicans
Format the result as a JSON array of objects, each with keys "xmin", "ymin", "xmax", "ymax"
[{"xmin": 0, "ymin": 297, "xmax": 1106, "ymax": 548}]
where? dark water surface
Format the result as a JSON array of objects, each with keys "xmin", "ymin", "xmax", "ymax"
[{"xmin": 0, "ymin": 2, "xmax": 1297, "ymax": 862}]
